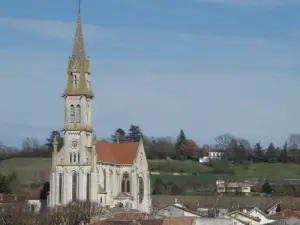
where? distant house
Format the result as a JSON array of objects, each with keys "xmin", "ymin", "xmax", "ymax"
[
  {"xmin": 157, "ymin": 203, "xmax": 202, "ymax": 218},
  {"xmin": 199, "ymin": 147, "xmax": 224, "ymax": 163},
  {"xmin": 0, "ymin": 183, "xmax": 49, "ymax": 213},
  {"xmin": 216, "ymin": 180, "xmax": 253, "ymax": 195},
  {"xmin": 0, "ymin": 193, "xmax": 26, "ymax": 212},
  {"xmin": 25, "ymin": 182, "xmax": 49, "ymax": 212}
]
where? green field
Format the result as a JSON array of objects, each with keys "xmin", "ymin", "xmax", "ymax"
[{"xmin": 1, "ymin": 158, "xmax": 300, "ymax": 189}]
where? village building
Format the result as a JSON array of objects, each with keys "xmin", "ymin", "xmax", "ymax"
[
  {"xmin": 199, "ymin": 147, "xmax": 224, "ymax": 163},
  {"xmin": 48, "ymin": 6, "xmax": 151, "ymax": 213},
  {"xmin": 216, "ymin": 180, "xmax": 253, "ymax": 194}
]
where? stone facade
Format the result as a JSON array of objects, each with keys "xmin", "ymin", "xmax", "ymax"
[{"xmin": 48, "ymin": 8, "xmax": 151, "ymax": 213}]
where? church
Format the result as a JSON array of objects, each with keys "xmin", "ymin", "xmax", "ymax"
[{"xmin": 48, "ymin": 7, "xmax": 152, "ymax": 213}]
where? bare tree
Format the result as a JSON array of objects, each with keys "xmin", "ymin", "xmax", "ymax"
[
  {"xmin": 22, "ymin": 137, "xmax": 40, "ymax": 152},
  {"xmin": 237, "ymin": 138, "xmax": 251, "ymax": 150},
  {"xmin": 0, "ymin": 201, "xmax": 103, "ymax": 225},
  {"xmin": 214, "ymin": 133, "xmax": 235, "ymax": 150}
]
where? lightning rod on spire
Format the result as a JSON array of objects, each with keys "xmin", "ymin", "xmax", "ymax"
[{"xmin": 78, "ymin": 0, "xmax": 82, "ymax": 12}]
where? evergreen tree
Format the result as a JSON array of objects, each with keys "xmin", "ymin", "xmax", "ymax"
[
  {"xmin": 0, "ymin": 173, "xmax": 16, "ymax": 194},
  {"xmin": 46, "ymin": 130, "xmax": 64, "ymax": 151},
  {"xmin": 261, "ymin": 180, "xmax": 272, "ymax": 194},
  {"xmin": 252, "ymin": 142, "xmax": 265, "ymax": 162},
  {"xmin": 175, "ymin": 129, "xmax": 187, "ymax": 151},
  {"xmin": 111, "ymin": 128, "xmax": 126, "ymax": 143},
  {"xmin": 279, "ymin": 141, "xmax": 289, "ymax": 163},
  {"xmin": 266, "ymin": 143, "xmax": 277, "ymax": 163},
  {"xmin": 127, "ymin": 125, "xmax": 143, "ymax": 142}
]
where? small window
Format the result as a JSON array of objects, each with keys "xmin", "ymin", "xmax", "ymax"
[
  {"xmin": 75, "ymin": 105, "xmax": 81, "ymax": 123},
  {"xmin": 73, "ymin": 152, "xmax": 76, "ymax": 163},
  {"xmin": 73, "ymin": 74, "xmax": 79, "ymax": 87},
  {"xmin": 70, "ymin": 105, "xmax": 75, "ymax": 123}
]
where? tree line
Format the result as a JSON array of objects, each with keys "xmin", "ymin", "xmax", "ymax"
[{"xmin": 0, "ymin": 125, "xmax": 299, "ymax": 164}]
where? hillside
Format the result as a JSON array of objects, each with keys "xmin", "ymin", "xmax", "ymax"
[{"xmin": 1, "ymin": 158, "xmax": 300, "ymax": 188}]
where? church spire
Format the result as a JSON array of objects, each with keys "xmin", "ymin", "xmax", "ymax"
[
  {"xmin": 63, "ymin": 1, "xmax": 94, "ymax": 99},
  {"xmin": 72, "ymin": 4, "xmax": 86, "ymax": 60}
]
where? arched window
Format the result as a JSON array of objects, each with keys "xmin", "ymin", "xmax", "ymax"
[
  {"xmin": 103, "ymin": 170, "xmax": 106, "ymax": 192},
  {"xmin": 78, "ymin": 152, "xmax": 80, "ymax": 163},
  {"xmin": 72, "ymin": 172, "xmax": 78, "ymax": 202},
  {"xmin": 75, "ymin": 104, "xmax": 81, "ymax": 123},
  {"xmin": 139, "ymin": 177, "xmax": 144, "ymax": 203},
  {"xmin": 70, "ymin": 105, "xmax": 75, "ymax": 123},
  {"xmin": 69, "ymin": 153, "xmax": 72, "ymax": 163},
  {"xmin": 58, "ymin": 174, "xmax": 63, "ymax": 203},
  {"xmin": 121, "ymin": 172, "xmax": 130, "ymax": 193},
  {"xmin": 73, "ymin": 152, "xmax": 76, "ymax": 163},
  {"xmin": 86, "ymin": 173, "xmax": 90, "ymax": 201}
]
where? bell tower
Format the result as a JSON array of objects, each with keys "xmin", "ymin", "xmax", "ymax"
[{"xmin": 62, "ymin": 6, "xmax": 94, "ymax": 165}]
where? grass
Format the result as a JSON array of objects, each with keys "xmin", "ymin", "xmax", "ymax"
[
  {"xmin": 229, "ymin": 163, "xmax": 300, "ymax": 180},
  {"xmin": 148, "ymin": 159, "xmax": 211, "ymax": 174},
  {"xmin": 1, "ymin": 158, "xmax": 300, "ymax": 188},
  {"xmin": 0, "ymin": 158, "xmax": 51, "ymax": 185}
]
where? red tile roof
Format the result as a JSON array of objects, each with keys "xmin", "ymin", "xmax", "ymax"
[
  {"xmin": 113, "ymin": 212, "xmax": 147, "ymax": 220},
  {"xmin": 96, "ymin": 141, "xmax": 139, "ymax": 164},
  {"xmin": 92, "ymin": 218, "xmax": 195, "ymax": 225},
  {"xmin": 161, "ymin": 217, "xmax": 196, "ymax": 225},
  {"xmin": 26, "ymin": 184, "xmax": 44, "ymax": 200},
  {"xmin": 271, "ymin": 209, "xmax": 300, "ymax": 218}
]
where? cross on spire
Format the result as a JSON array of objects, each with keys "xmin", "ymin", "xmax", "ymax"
[{"xmin": 78, "ymin": 0, "xmax": 82, "ymax": 12}]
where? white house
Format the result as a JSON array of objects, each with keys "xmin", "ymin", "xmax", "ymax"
[
  {"xmin": 157, "ymin": 203, "xmax": 202, "ymax": 218},
  {"xmin": 199, "ymin": 148, "xmax": 224, "ymax": 163},
  {"xmin": 216, "ymin": 180, "xmax": 252, "ymax": 194},
  {"xmin": 48, "ymin": 7, "xmax": 151, "ymax": 213}
]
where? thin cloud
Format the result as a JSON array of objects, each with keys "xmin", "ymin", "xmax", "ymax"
[
  {"xmin": 0, "ymin": 16, "xmax": 270, "ymax": 46},
  {"xmin": 195, "ymin": 0, "xmax": 297, "ymax": 6},
  {"xmin": 0, "ymin": 17, "xmax": 105, "ymax": 41}
]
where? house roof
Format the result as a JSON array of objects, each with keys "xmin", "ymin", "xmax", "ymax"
[
  {"xmin": 151, "ymin": 195, "xmax": 299, "ymax": 211},
  {"xmin": 112, "ymin": 212, "xmax": 147, "ymax": 220},
  {"xmin": 232, "ymin": 217, "xmax": 251, "ymax": 225},
  {"xmin": 248, "ymin": 207, "xmax": 269, "ymax": 218},
  {"xmin": 265, "ymin": 217, "xmax": 300, "ymax": 225},
  {"xmin": 92, "ymin": 218, "xmax": 195, "ymax": 225},
  {"xmin": 270, "ymin": 209, "xmax": 300, "ymax": 218},
  {"xmin": 161, "ymin": 218, "xmax": 195, "ymax": 225},
  {"xmin": 227, "ymin": 210, "xmax": 260, "ymax": 222},
  {"xmin": 161, "ymin": 204, "xmax": 202, "ymax": 217},
  {"xmin": 266, "ymin": 203, "xmax": 280, "ymax": 212},
  {"xmin": 96, "ymin": 141, "xmax": 139, "ymax": 165},
  {"xmin": 0, "ymin": 193, "xmax": 27, "ymax": 203},
  {"xmin": 26, "ymin": 184, "xmax": 44, "ymax": 200}
]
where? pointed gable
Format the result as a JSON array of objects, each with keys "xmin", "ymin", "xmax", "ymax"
[{"xmin": 95, "ymin": 141, "xmax": 139, "ymax": 164}]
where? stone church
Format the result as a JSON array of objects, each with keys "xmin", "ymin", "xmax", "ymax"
[{"xmin": 48, "ymin": 7, "xmax": 152, "ymax": 213}]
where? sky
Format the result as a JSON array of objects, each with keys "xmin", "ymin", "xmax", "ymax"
[{"xmin": 1, "ymin": 0, "xmax": 300, "ymax": 148}]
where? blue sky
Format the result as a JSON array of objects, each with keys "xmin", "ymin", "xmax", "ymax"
[{"xmin": 1, "ymin": 0, "xmax": 300, "ymax": 148}]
